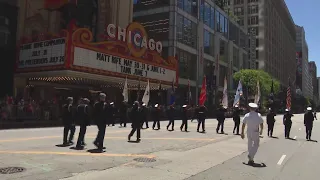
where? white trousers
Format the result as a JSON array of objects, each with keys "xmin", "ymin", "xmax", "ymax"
[{"xmin": 247, "ymin": 131, "xmax": 260, "ymax": 159}]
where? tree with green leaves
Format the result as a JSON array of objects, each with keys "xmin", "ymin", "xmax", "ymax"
[{"xmin": 233, "ymin": 69, "xmax": 280, "ymax": 96}]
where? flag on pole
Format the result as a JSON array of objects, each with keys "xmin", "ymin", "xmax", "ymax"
[
  {"xmin": 199, "ymin": 76, "xmax": 207, "ymax": 106},
  {"xmin": 254, "ymin": 81, "xmax": 261, "ymax": 104},
  {"xmin": 169, "ymin": 79, "xmax": 175, "ymax": 105},
  {"xmin": 137, "ymin": 78, "xmax": 141, "ymax": 101},
  {"xmin": 122, "ymin": 77, "xmax": 128, "ymax": 102},
  {"xmin": 222, "ymin": 76, "xmax": 228, "ymax": 108},
  {"xmin": 233, "ymin": 80, "xmax": 243, "ymax": 107},
  {"xmin": 188, "ymin": 79, "xmax": 192, "ymax": 105},
  {"xmin": 142, "ymin": 80, "xmax": 150, "ymax": 105},
  {"xmin": 286, "ymin": 78, "xmax": 291, "ymax": 110}
]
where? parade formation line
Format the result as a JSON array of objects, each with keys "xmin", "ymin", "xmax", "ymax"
[{"xmin": 0, "ymin": 150, "xmax": 156, "ymax": 158}]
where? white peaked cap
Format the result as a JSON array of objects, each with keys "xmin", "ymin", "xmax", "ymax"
[
  {"xmin": 155, "ymin": 104, "xmax": 159, "ymax": 108},
  {"xmin": 67, "ymin": 97, "xmax": 73, "ymax": 100},
  {"xmin": 142, "ymin": 103, "xmax": 146, "ymax": 106},
  {"xmin": 269, "ymin": 108, "xmax": 271, "ymax": 110},
  {"xmin": 307, "ymin": 107, "xmax": 312, "ymax": 111},
  {"xmin": 235, "ymin": 105, "xmax": 239, "ymax": 108},
  {"xmin": 110, "ymin": 102, "xmax": 114, "ymax": 105},
  {"xmin": 248, "ymin": 103, "xmax": 258, "ymax": 108},
  {"xmin": 83, "ymin": 98, "xmax": 90, "ymax": 102},
  {"xmin": 285, "ymin": 109, "xmax": 289, "ymax": 112},
  {"xmin": 99, "ymin": 93, "xmax": 106, "ymax": 97},
  {"xmin": 182, "ymin": 105, "xmax": 187, "ymax": 108}
]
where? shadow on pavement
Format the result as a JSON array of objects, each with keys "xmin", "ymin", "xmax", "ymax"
[
  {"xmin": 271, "ymin": 136, "xmax": 279, "ymax": 139},
  {"xmin": 55, "ymin": 144, "xmax": 71, "ymax": 147},
  {"xmin": 243, "ymin": 162, "xmax": 267, "ymax": 168},
  {"xmin": 309, "ymin": 139, "xmax": 318, "ymax": 143},
  {"xmin": 87, "ymin": 149, "xmax": 105, "ymax": 153},
  {"xmin": 127, "ymin": 140, "xmax": 140, "ymax": 143},
  {"xmin": 288, "ymin": 138, "xmax": 297, "ymax": 141}
]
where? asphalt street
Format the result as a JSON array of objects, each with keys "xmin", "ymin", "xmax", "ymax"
[{"xmin": 0, "ymin": 114, "xmax": 317, "ymax": 180}]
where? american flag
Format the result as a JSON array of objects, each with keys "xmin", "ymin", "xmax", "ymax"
[{"xmin": 286, "ymin": 78, "xmax": 291, "ymax": 110}]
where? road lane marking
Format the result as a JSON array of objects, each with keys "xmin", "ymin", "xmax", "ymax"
[
  {"xmin": 0, "ymin": 130, "xmax": 130, "ymax": 143},
  {"xmin": 293, "ymin": 136, "xmax": 297, "ymax": 139},
  {"xmin": 0, "ymin": 150, "xmax": 155, "ymax": 158},
  {"xmin": 85, "ymin": 136, "xmax": 215, "ymax": 141},
  {"xmin": 277, "ymin": 155, "xmax": 286, "ymax": 165}
]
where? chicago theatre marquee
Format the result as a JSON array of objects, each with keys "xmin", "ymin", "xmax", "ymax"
[{"xmin": 14, "ymin": 22, "xmax": 178, "ymax": 101}]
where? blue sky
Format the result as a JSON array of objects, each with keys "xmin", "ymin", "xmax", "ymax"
[{"xmin": 285, "ymin": 0, "xmax": 320, "ymax": 76}]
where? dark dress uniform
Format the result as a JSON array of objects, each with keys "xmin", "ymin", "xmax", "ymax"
[
  {"xmin": 93, "ymin": 101, "xmax": 107, "ymax": 151},
  {"xmin": 140, "ymin": 105, "xmax": 149, "ymax": 128},
  {"xmin": 266, "ymin": 110, "xmax": 276, "ymax": 137},
  {"xmin": 283, "ymin": 111, "xmax": 293, "ymax": 139},
  {"xmin": 120, "ymin": 102, "xmax": 128, "ymax": 127},
  {"xmin": 180, "ymin": 105, "xmax": 188, "ymax": 132},
  {"xmin": 62, "ymin": 102, "xmax": 76, "ymax": 145},
  {"xmin": 152, "ymin": 105, "xmax": 161, "ymax": 130},
  {"xmin": 216, "ymin": 107, "xmax": 227, "ymax": 134},
  {"xmin": 75, "ymin": 103, "xmax": 91, "ymax": 149},
  {"xmin": 232, "ymin": 108, "xmax": 241, "ymax": 134},
  {"xmin": 107, "ymin": 103, "xmax": 116, "ymax": 126},
  {"xmin": 304, "ymin": 110, "xmax": 315, "ymax": 140},
  {"xmin": 166, "ymin": 106, "xmax": 175, "ymax": 131},
  {"xmin": 128, "ymin": 103, "xmax": 141, "ymax": 141},
  {"xmin": 197, "ymin": 106, "xmax": 207, "ymax": 132}
]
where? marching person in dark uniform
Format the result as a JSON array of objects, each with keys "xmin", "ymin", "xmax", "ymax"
[
  {"xmin": 119, "ymin": 101, "xmax": 128, "ymax": 127},
  {"xmin": 266, "ymin": 108, "xmax": 276, "ymax": 137},
  {"xmin": 128, "ymin": 101, "xmax": 141, "ymax": 142},
  {"xmin": 180, "ymin": 105, "xmax": 188, "ymax": 132},
  {"xmin": 93, "ymin": 93, "xmax": 107, "ymax": 152},
  {"xmin": 283, "ymin": 109, "xmax": 293, "ymax": 139},
  {"xmin": 216, "ymin": 105, "xmax": 227, "ymax": 134},
  {"xmin": 62, "ymin": 97, "xmax": 76, "ymax": 146},
  {"xmin": 140, "ymin": 103, "xmax": 149, "ymax": 129},
  {"xmin": 166, "ymin": 105, "xmax": 175, "ymax": 131},
  {"xmin": 313, "ymin": 109, "xmax": 317, "ymax": 120},
  {"xmin": 197, "ymin": 105, "xmax": 207, "ymax": 132},
  {"xmin": 304, "ymin": 107, "xmax": 315, "ymax": 141},
  {"xmin": 232, "ymin": 105, "xmax": 241, "ymax": 135},
  {"xmin": 152, "ymin": 104, "xmax": 161, "ymax": 130},
  {"xmin": 75, "ymin": 98, "xmax": 91, "ymax": 149},
  {"xmin": 107, "ymin": 102, "xmax": 116, "ymax": 126}
]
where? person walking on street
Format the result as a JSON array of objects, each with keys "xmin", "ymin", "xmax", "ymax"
[
  {"xmin": 75, "ymin": 98, "xmax": 91, "ymax": 149},
  {"xmin": 128, "ymin": 101, "xmax": 142, "ymax": 142},
  {"xmin": 241, "ymin": 103, "xmax": 264, "ymax": 165},
  {"xmin": 304, "ymin": 107, "xmax": 315, "ymax": 141},
  {"xmin": 62, "ymin": 97, "xmax": 76, "ymax": 146},
  {"xmin": 232, "ymin": 105, "xmax": 241, "ymax": 135},
  {"xmin": 166, "ymin": 105, "xmax": 175, "ymax": 131},
  {"xmin": 140, "ymin": 103, "xmax": 149, "ymax": 129},
  {"xmin": 283, "ymin": 109, "xmax": 293, "ymax": 139},
  {"xmin": 152, "ymin": 104, "xmax": 161, "ymax": 130},
  {"xmin": 120, "ymin": 101, "xmax": 128, "ymax": 127},
  {"xmin": 93, "ymin": 93, "xmax": 107, "ymax": 152},
  {"xmin": 216, "ymin": 104, "xmax": 227, "ymax": 134},
  {"xmin": 180, "ymin": 105, "xmax": 188, "ymax": 132},
  {"xmin": 197, "ymin": 105, "xmax": 207, "ymax": 132},
  {"xmin": 266, "ymin": 108, "xmax": 276, "ymax": 137}
]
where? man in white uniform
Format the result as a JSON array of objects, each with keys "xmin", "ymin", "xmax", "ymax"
[{"xmin": 241, "ymin": 103, "xmax": 264, "ymax": 164}]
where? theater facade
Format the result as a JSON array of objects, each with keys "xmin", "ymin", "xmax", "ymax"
[{"xmin": 14, "ymin": 22, "xmax": 178, "ymax": 104}]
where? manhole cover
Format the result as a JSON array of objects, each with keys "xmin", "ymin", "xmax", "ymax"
[
  {"xmin": 0, "ymin": 167, "xmax": 26, "ymax": 174},
  {"xmin": 134, "ymin": 157, "xmax": 156, "ymax": 163}
]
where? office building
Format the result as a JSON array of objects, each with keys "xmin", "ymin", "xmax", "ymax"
[
  {"xmin": 309, "ymin": 61, "xmax": 318, "ymax": 101},
  {"xmin": 133, "ymin": 0, "xmax": 249, "ymax": 105},
  {"xmin": 295, "ymin": 25, "xmax": 313, "ymax": 99},
  {"xmin": 227, "ymin": 0, "xmax": 296, "ymax": 85},
  {"xmin": 0, "ymin": 0, "xmax": 18, "ymax": 96}
]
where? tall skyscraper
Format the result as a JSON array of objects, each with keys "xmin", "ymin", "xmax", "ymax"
[
  {"xmin": 227, "ymin": 0, "xmax": 296, "ymax": 85},
  {"xmin": 309, "ymin": 61, "xmax": 318, "ymax": 101}
]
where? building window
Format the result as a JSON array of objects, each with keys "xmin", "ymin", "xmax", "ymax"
[
  {"xmin": 177, "ymin": 48, "xmax": 197, "ymax": 80},
  {"xmin": 224, "ymin": 17, "xmax": 228, "ymax": 38},
  {"xmin": 204, "ymin": 2, "xmax": 211, "ymax": 25},
  {"xmin": 220, "ymin": 39, "xmax": 227, "ymax": 62},
  {"xmin": 248, "ymin": 16, "xmax": 258, "ymax": 25},
  {"xmin": 204, "ymin": 30, "xmax": 214, "ymax": 56},
  {"xmin": 234, "ymin": 7, "xmax": 244, "ymax": 16},
  {"xmin": 248, "ymin": 5, "xmax": 258, "ymax": 14},
  {"xmin": 200, "ymin": 2, "xmax": 215, "ymax": 29},
  {"xmin": 248, "ymin": 0, "xmax": 258, "ymax": 3},
  {"xmin": 216, "ymin": 10, "xmax": 221, "ymax": 32},
  {"xmin": 177, "ymin": 0, "xmax": 198, "ymax": 18},
  {"xmin": 249, "ymin": 27, "xmax": 258, "ymax": 35},
  {"xmin": 176, "ymin": 14, "xmax": 197, "ymax": 49},
  {"xmin": 256, "ymin": 39, "xmax": 259, "ymax": 47},
  {"xmin": 234, "ymin": 0, "xmax": 244, "ymax": 5},
  {"xmin": 134, "ymin": 0, "xmax": 170, "ymax": 11},
  {"xmin": 233, "ymin": 47, "xmax": 239, "ymax": 68},
  {"xmin": 219, "ymin": 65, "xmax": 227, "ymax": 86}
]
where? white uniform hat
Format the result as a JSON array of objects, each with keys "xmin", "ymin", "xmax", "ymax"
[
  {"xmin": 248, "ymin": 103, "xmax": 258, "ymax": 108},
  {"xmin": 269, "ymin": 108, "xmax": 271, "ymax": 110},
  {"xmin": 83, "ymin": 98, "xmax": 90, "ymax": 102},
  {"xmin": 234, "ymin": 105, "xmax": 239, "ymax": 108},
  {"xmin": 99, "ymin": 93, "xmax": 106, "ymax": 97},
  {"xmin": 110, "ymin": 102, "xmax": 114, "ymax": 105},
  {"xmin": 67, "ymin": 97, "xmax": 73, "ymax": 101},
  {"xmin": 142, "ymin": 103, "xmax": 146, "ymax": 106},
  {"xmin": 307, "ymin": 107, "xmax": 312, "ymax": 111},
  {"xmin": 182, "ymin": 105, "xmax": 187, "ymax": 108},
  {"xmin": 285, "ymin": 109, "xmax": 289, "ymax": 112},
  {"xmin": 155, "ymin": 104, "xmax": 159, "ymax": 108}
]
